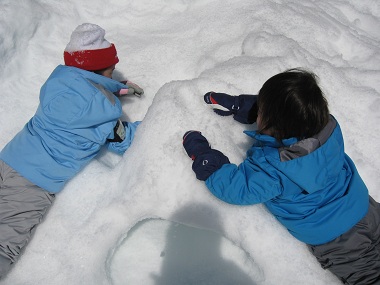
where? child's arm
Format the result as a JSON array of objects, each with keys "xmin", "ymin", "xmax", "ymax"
[
  {"xmin": 204, "ymin": 92, "xmax": 258, "ymax": 124},
  {"xmin": 106, "ymin": 120, "xmax": 141, "ymax": 154},
  {"xmin": 183, "ymin": 130, "xmax": 281, "ymax": 205},
  {"xmin": 205, "ymin": 162, "xmax": 281, "ymax": 205}
]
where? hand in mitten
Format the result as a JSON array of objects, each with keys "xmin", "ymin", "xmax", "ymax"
[
  {"xmin": 192, "ymin": 149, "xmax": 230, "ymax": 181},
  {"xmin": 107, "ymin": 119, "xmax": 126, "ymax": 142},
  {"xmin": 183, "ymin": 131, "xmax": 211, "ymax": 160},
  {"xmin": 183, "ymin": 130, "xmax": 230, "ymax": 180},
  {"xmin": 117, "ymin": 80, "xmax": 144, "ymax": 97},
  {"xmin": 204, "ymin": 92, "xmax": 240, "ymax": 116},
  {"xmin": 204, "ymin": 92, "xmax": 258, "ymax": 124}
]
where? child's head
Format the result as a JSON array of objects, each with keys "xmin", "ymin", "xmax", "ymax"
[
  {"xmin": 257, "ymin": 68, "xmax": 329, "ymax": 141},
  {"xmin": 64, "ymin": 23, "xmax": 119, "ymax": 77}
]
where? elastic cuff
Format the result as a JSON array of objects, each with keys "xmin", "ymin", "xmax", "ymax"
[{"xmin": 0, "ymin": 254, "xmax": 12, "ymax": 279}]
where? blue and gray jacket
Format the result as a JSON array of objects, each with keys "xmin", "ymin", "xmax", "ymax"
[
  {"xmin": 0, "ymin": 65, "xmax": 139, "ymax": 193},
  {"xmin": 204, "ymin": 116, "xmax": 369, "ymax": 245}
]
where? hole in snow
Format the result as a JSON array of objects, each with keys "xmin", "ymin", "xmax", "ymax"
[{"xmin": 108, "ymin": 218, "xmax": 263, "ymax": 285}]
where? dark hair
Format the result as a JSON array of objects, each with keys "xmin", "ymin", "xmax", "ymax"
[
  {"xmin": 93, "ymin": 67, "xmax": 108, "ymax": 75},
  {"xmin": 257, "ymin": 68, "xmax": 329, "ymax": 141}
]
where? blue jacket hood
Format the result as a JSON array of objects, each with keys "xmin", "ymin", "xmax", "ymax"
[{"xmin": 243, "ymin": 118, "xmax": 344, "ymax": 194}]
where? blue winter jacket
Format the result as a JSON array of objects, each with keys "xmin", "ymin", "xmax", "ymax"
[
  {"xmin": 205, "ymin": 117, "xmax": 369, "ymax": 245},
  {"xmin": 0, "ymin": 65, "xmax": 140, "ymax": 193}
]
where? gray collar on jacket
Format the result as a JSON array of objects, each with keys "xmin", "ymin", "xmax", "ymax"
[{"xmin": 279, "ymin": 116, "xmax": 337, "ymax": 162}]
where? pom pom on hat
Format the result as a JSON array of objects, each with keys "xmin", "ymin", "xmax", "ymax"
[{"xmin": 64, "ymin": 23, "xmax": 119, "ymax": 71}]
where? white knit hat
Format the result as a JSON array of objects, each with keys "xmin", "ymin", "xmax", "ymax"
[{"xmin": 64, "ymin": 23, "xmax": 119, "ymax": 71}]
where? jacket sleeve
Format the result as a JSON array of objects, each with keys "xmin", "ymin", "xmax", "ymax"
[
  {"xmin": 205, "ymin": 160, "xmax": 282, "ymax": 205},
  {"xmin": 106, "ymin": 121, "xmax": 141, "ymax": 155}
]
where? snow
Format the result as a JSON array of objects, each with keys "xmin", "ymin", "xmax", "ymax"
[
  {"xmin": 64, "ymin": 23, "xmax": 112, "ymax": 52},
  {"xmin": 0, "ymin": 0, "xmax": 379, "ymax": 284}
]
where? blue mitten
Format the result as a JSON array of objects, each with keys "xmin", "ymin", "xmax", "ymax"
[{"xmin": 204, "ymin": 92, "xmax": 258, "ymax": 124}]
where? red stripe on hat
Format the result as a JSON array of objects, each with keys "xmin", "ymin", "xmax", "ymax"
[{"xmin": 64, "ymin": 43, "xmax": 119, "ymax": 71}]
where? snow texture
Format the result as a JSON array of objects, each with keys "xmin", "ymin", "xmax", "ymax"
[{"xmin": 65, "ymin": 23, "xmax": 112, "ymax": 52}]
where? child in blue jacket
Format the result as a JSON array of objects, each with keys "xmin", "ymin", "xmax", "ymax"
[
  {"xmin": 0, "ymin": 23, "xmax": 143, "ymax": 278},
  {"xmin": 183, "ymin": 69, "xmax": 380, "ymax": 285}
]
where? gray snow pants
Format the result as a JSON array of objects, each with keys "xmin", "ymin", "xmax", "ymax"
[
  {"xmin": 0, "ymin": 160, "xmax": 55, "ymax": 279},
  {"xmin": 308, "ymin": 196, "xmax": 380, "ymax": 285}
]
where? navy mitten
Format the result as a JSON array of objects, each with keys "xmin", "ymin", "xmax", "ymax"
[
  {"xmin": 183, "ymin": 131, "xmax": 211, "ymax": 160},
  {"xmin": 183, "ymin": 131, "xmax": 230, "ymax": 181},
  {"xmin": 191, "ymin": 149, "xmax": 230, "ymax": 181},
  {"xmin": 204, "ymin": 92, "xmax": 258, "ymax": 124}
]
